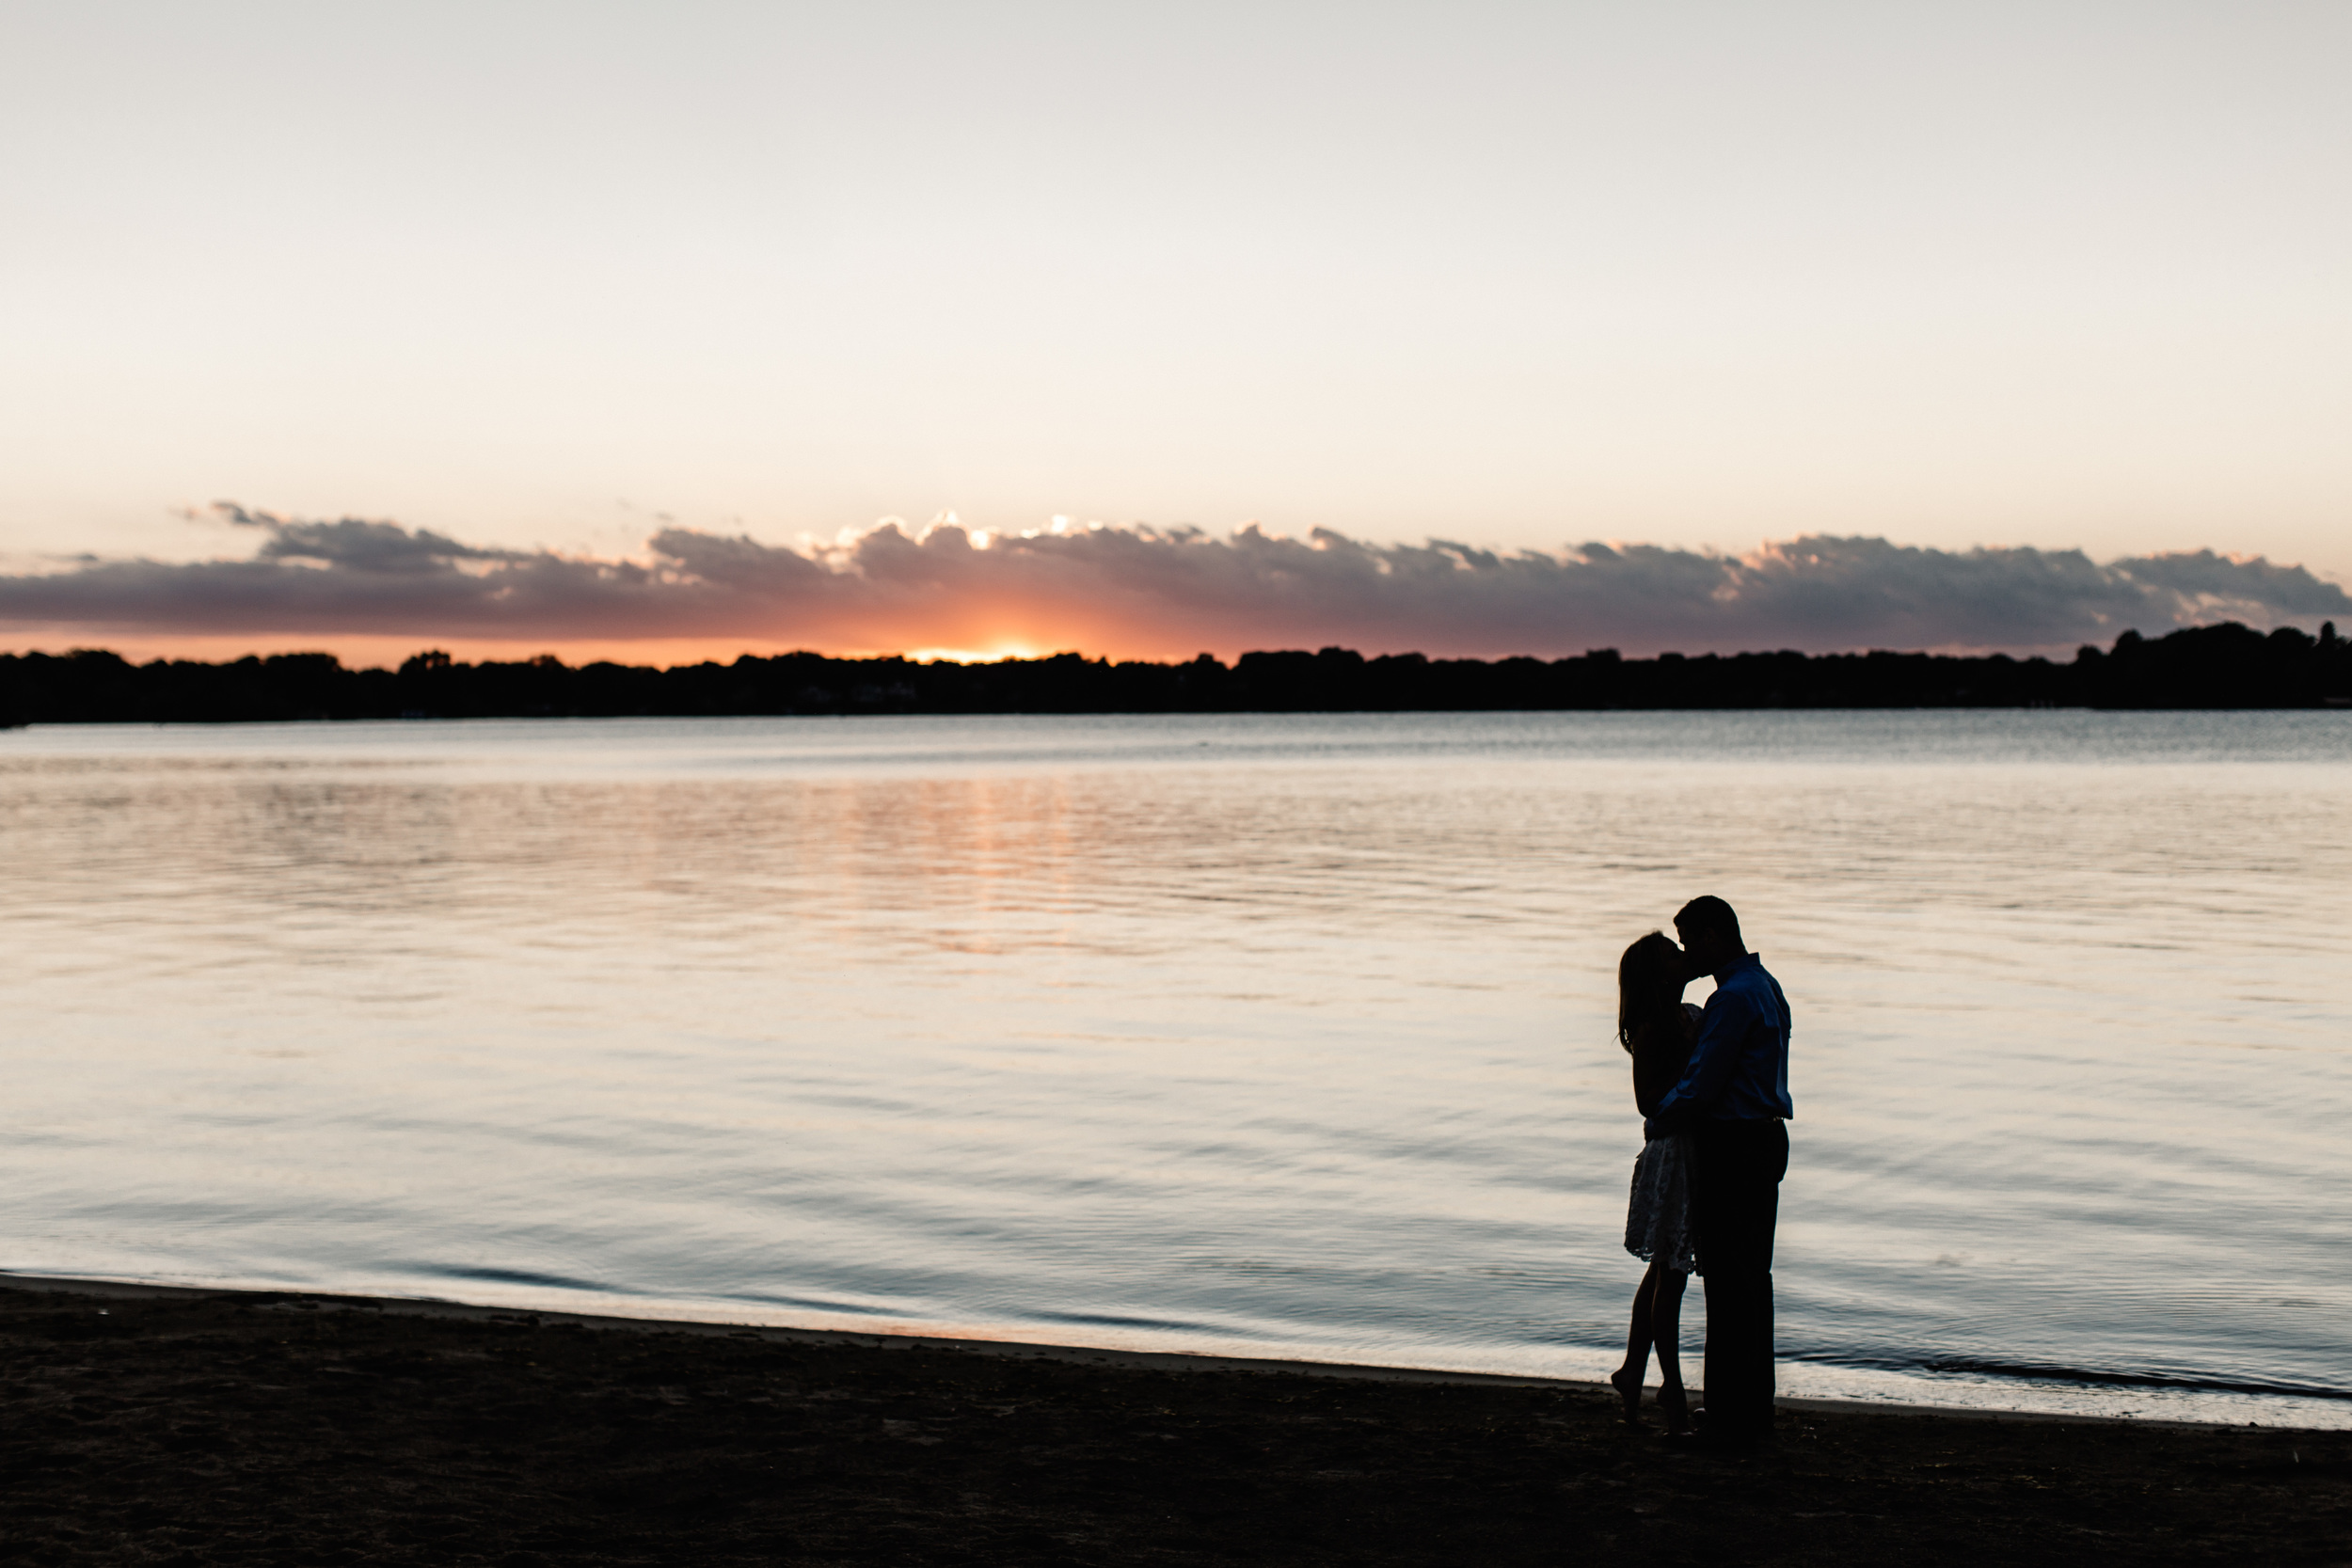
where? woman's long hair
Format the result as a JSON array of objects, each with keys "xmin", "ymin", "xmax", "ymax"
[{"xmin": 1617, "ymin": 930, "xmax": 1686, "ymax": 1056}]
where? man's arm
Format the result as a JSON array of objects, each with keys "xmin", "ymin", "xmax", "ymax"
[{"xmin": 1644, "ymin": 983, "xmax": 1758, "ymax": 1139}]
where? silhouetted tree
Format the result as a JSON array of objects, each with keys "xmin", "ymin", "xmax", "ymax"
[{"xmin": 4, "ymin": 623, "xmax": 2347, "ymax": 724}]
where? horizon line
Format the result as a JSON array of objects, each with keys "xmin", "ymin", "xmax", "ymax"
[{"xmin": 9, "ymin": 618, "xmax": 2343, "ymax": 679}]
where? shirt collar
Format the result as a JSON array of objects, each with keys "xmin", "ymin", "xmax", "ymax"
[{"xmin": 1715, "ymin": 951, "xmax": 1761, "ymax": 983}]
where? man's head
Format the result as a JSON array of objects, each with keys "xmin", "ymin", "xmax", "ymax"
[{"xmin": 1673, "ymin": 895, "xmax": 1745, "ymax": 974}]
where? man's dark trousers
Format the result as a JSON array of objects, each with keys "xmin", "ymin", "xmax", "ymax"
[{"xmin": 1692, "ymin": 1117, "xmax": 1789, "ymax": 1438}]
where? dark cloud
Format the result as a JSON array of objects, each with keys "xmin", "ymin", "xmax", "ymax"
[
  {"xmin": 4, "ymin": 504, "xmax": 2344, "ymax": 657},
  {"xmin": 217, "ymin": 502, "xmax": 527, "ymax": 573}
]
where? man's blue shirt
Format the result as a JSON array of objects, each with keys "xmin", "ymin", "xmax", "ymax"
[{"xmin": 1645, "ymin": 952, "xmax": 1793, "ymax": 1137}]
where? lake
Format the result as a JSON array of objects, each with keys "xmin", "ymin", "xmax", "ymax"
[{"xmin": 4, "ymin": 710, "xmax": 2347, "ymax": 1427}]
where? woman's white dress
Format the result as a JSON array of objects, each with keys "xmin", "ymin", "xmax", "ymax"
[
  {"xmin": 1623, "ymin": 1132, "xmax": 1697, "ymax": 1275},
  {"xmin": 1623, "ymin": 1001, "xmax": 1702, "ymax": 1275}
]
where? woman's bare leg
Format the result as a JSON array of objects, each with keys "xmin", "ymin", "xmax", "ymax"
[
  {"xmin": 1611, "ymin": 1262, "xmax": 1663, "ymax": 1421},
  {"xmin": 1653, "ymin": 1269, "xmax": 1692, "ymax": 1431},
  {"xmin": 1651, "ymin": 1269, "xmax": 1688, "ymax": 1387}
]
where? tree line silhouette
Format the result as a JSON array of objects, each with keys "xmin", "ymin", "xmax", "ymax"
[{"xmin": 2, "ymin": 621, "xmax": 2344, "ymax": 726}]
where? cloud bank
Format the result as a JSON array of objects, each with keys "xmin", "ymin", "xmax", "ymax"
[{"xmin": 5, "ymin": 505, "xmax": 2345, "ymax": 661}]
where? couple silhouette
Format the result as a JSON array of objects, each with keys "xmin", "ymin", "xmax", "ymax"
[{"xmin": 1610, "ymin": 895, "xmax": 1793, "ymax": 1449}]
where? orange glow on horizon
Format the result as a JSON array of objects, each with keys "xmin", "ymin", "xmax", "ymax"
[{"xmin": 0, "ymin": 630, "xmax": 1228, "ymax": 672}]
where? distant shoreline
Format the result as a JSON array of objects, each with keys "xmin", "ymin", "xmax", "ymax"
[{"xmin": 4, "ymin": 619, "xmax": 2348, "ymax": 725}]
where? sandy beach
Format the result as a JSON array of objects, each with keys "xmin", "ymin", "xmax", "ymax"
[{"xmin": 4, "ymin": 1277, "xmax": 2344, "ymax": 1566}]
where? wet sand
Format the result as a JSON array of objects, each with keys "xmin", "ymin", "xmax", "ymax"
[{"xmin": 3, "ymin": 1278, "xmax": 2344, "ymax": 1566}]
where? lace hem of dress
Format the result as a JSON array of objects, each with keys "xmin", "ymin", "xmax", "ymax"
[{"xmin": 1623, "ymin": 1131, "xmax": 1697, "ymax": 1275}]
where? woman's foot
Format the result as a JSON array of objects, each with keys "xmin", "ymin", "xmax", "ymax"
[
  {"xmin": 1608, "ymin": 1365, "xmax": 1643, "ymax": 1425},
  {"xmin": 1658, "ymin": 1384, "xmax": 1692, "ymax": 1436}
]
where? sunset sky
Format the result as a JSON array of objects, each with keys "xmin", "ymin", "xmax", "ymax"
[{"xmin": 4, "ymin": 2, "xmax": 2347, "ymax": 664}]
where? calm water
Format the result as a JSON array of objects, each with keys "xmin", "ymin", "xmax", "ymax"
[{"xmin": 5, "ymin": 711, "xmax": 2348, "ymax": 1427}]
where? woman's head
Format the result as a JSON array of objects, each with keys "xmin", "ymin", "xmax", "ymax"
[{"xmin": 1617, "ymin": 930, "xmax": 1685, "ymax": 1053}]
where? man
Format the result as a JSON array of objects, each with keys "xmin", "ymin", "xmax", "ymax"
[{"xmin": 1644, "ymin": 895, "xmax": 1792, "ymax": 1446}]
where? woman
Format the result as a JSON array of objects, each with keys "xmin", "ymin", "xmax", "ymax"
[{"xmin": 1610, "ymin": 929, "xmax": 1700, "ymax": 1432}]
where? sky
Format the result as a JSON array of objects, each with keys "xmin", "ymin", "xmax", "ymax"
[{"xmin": 3, "ymin": 1, "xmax": 2347, "ymax": 664}]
